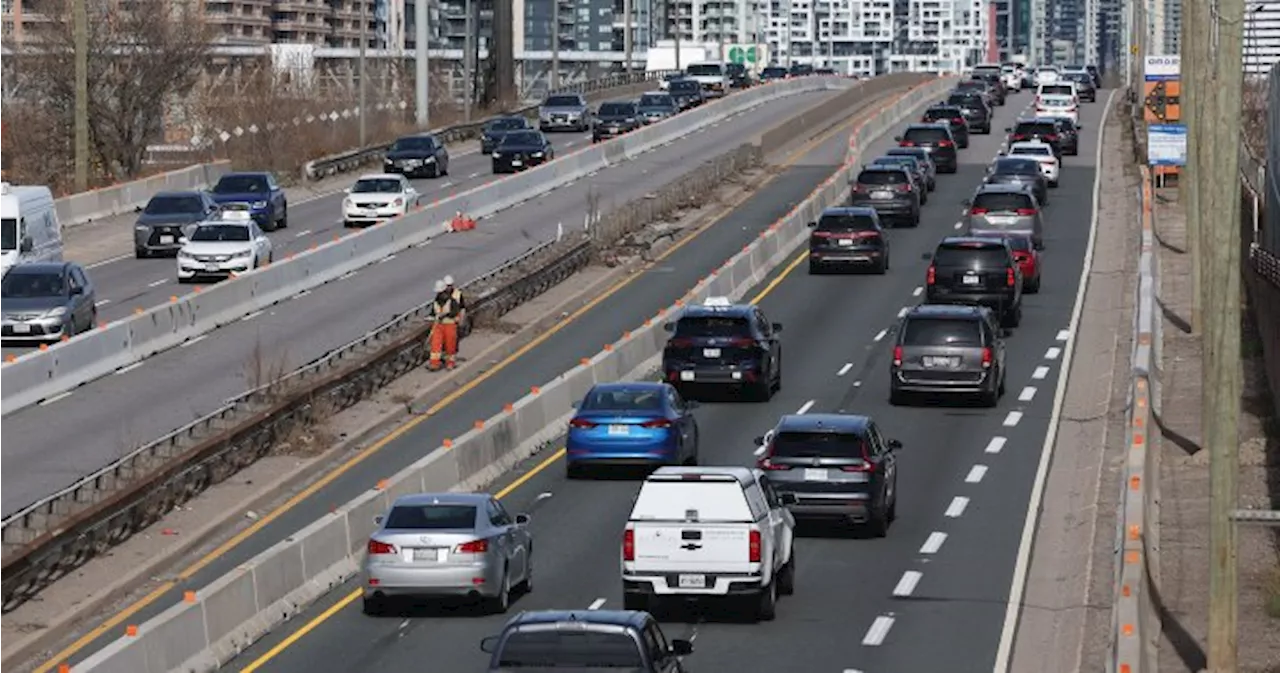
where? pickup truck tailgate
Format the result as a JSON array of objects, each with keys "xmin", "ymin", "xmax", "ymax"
[{"xmin": 632, "ymin": 522, "xmax": 751, "ymax": 574}]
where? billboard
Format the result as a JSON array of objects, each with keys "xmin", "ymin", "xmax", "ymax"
[{"xmin": 1144, "ymin": 55, "xmax": 1180, "ymax": 81}]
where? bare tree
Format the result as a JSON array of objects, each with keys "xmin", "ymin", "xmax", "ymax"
[{"xmin": 10, "ymin": 0, "xmax": 211, "ymax": 183}]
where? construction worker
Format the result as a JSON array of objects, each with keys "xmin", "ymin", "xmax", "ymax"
[
  {"xmin": 427, "ymin": 279, "xmax": 461, "ymax": 370},
  {"xmin": 443, "ymin": 275, "xmax": 467, "ymax": 328}
]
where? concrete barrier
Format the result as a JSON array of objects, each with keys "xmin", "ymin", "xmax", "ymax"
[
  {"xmin": 71, "ymin": 74, "xmax": 956, "ymax": 673},
  {"xmin": 53, "ymin": 162, "xmax": 233, "ymax": 228},
  {"xmin": 1, "ymin": 75, "xmax": 858, "ymax": 416}
]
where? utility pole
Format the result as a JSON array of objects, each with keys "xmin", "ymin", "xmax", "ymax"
[
  {"xmin": 73, "ymin": 0, "xmax": 88, "ymax": 193},
  {"xmin": 359, "ymin": 0, "xmax": 368, "ymax": 146},
  {"xmin": 464, "ymin": 0, "xmax": 474, "ymax": 121},
  {"xmin": 625, "ymin": 0, "xmax": 634, "ymax": 73},
  {"xmin": 494, "ymin": 0, "xmax": 515, "ymax": 107},
  {"xmin": 1182, "ymin": 0, "xmax": 1205, "ymax": 333},
  {"xmin": 415, "ymin": 0, "xmax": 429, "ymax": 128},
  {"xmin": 1199, "ymin": 0, "xmax": 1245, "ymax": 663},
  {"xmin": 550, "ymin": 0, "xmax": 560, "ymax": 90},
  {"xmin": 673, "ymin": 7, "xmax": 682, "ymax": 71}
]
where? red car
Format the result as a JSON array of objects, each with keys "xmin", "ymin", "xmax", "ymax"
[{"xmin": 976, "ymin": 233, "xmax": 1041, "ymax": 293}]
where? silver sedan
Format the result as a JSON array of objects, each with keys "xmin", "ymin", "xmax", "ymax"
[{"xmin": 361, "ymin": 492, "xmax": 534, "ymax": 615}]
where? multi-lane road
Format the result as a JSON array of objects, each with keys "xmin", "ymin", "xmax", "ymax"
[{"xmin": 175, "ymin": 91, "xmax": 1109, "ymax": 672}]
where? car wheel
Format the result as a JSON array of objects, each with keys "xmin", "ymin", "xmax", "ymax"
[
  {"xmin": 979, "ymin": 385, "xmax": 1000, "ymax": 408},
  {"xmin": 362, "ymin": 595, "xmax": 385, "ymax": 616},
  {"xmin": 278, "ymin": 206, "xmax": 288, "ymax": 229},
  {"xmin": 920, "ymin": 191, "xmax": 928, "ymax": 205},
  {"xmin": 268, "ymin": 252, "xmax": 274, "ymax": 264},
  {"xmin": 754, "ymin": 580, "xmax": 778, "ymax": 622},
  {"xmin": 1002, "ymin": 304, "xmax": 1022, "ymax": 328},
  {"xmin": 889, "ymin": 387, "xmax": 909, "ymax": 406},
  {"xmin": 519, "ymin": 552, "xmax": 533, "ymax": 594},
  {"xmin": 808, "ymin": 260, "xmax": 824, "ymax": 275},
  {"xmin": 777, "ymin": 547, "xmax": 796, "ymax": 596},
  {"xmin": 887, "ymin": 487, "xmax": 898, "ymax": 522},
  {"xmin": 1026, "ymin": 276, "xmax": 1041, "ymax": 294},
  {"xmin": 874, "ymin": 256, "xmax": 888, "ymax": 275},
  {"xmin": 749, "ymin": 379, "xmax": 772, "ymax": 402},
  {"xmin": 486, "ymin": 568, "xmax": 511, "ymax": 614},
  {"xmin": 772, "ymin": 355, "xmax": 783, "ymax": 392},
  {"xmin": 566, "ymin": 462, "xmax": 586, "ymax": 480},
  {"xmin": 623, "ymin": 593, "xmax": 649, "ymax": 612},
  {"xmin": 865, "ymin": 500, "xmax": 890, "ymax": 537},
  {"xmin": 1050, "ymin": 179, "xmax": 1059, "ymax": 188}
]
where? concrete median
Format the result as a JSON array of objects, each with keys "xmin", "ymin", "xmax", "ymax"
[
  {"xmin": 53, "ymin": 162, "xmax": 233, "ymax": 229},
  {"xmin": 70, "ymin": 74, "xmax": 956, "ymax": 673}
]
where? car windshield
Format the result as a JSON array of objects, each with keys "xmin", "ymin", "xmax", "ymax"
[
  {"xmin": 902, "ymin": 318, "xmax": 983, "ymax": 346},
  {"xmin": 772, "ymin": 431, "xmax": 866, "ymax": 458},
  {"xmin": 351, "ymin": 178, "xmax": 403, "ymax": 193},
  {"xmin": 762, "ymin": 67, "xmax": 787, "ymax": 78},
  {"xmin": 1, "ymin": 270, "xmax": 65, "ymax": 298},
  {"xmin": 974, "ymin": 191, "xmax": 1034, "ymax": 211},
  {"xmin": 145, "ymin": 195, "xmax": 205, "ymax": 215},
  {"xmin": 598, "ymin": 102, "xmax": 635, "ymax": 116},
  {"xmin": 391, "ymin": 137, "xmax": 434, "ymax": 151},
  {"xmin": 190, "ymin": 224, "xmax": 251, "ymax": 242},
  {"xmin": 904, "ymin": 127, "xmax": 949, "ymax": 143},
  {"xmin": 0, "ymin": 218, "xmax": 15, "ymax": 250},
  {"xmin": 934, "ymin": 244, "xmax": 1009, "ymax": 267},
  {"xmin": 1010, "ymin": 145, "xmax": 1053, "ymax": 157},
  {"xmin": 817, "ymin": 213, "xmax": 878, "ymax": 232},
  {"xmin": 544, "ymin": 95, "xmax": 583, "ymax": 107},
  {"xmin": 992, "ymin": 158, "xmax": 1042, "ymax": 175},
  {"xmin": 487, "ymin": 117, "xmax": 527, "ymax": 131},
  {"xmin": 500, "ymin": 131, "xmax": 542, "ymax": 146},
  {"xmin": 669, "ymin": 80, "xmax": 700, "ymax": 93},
  {"xmin": 212, "ymin": 175, "xmax": 268, "ymax": 193},
  {"xmin": 858, "ymin": 170, "xmax": 908, "ymax": 185},
  {"xmin": 581, "ymin": 388, "xmax": 665, "ymax": 411},
  {"xmin": 497, "ymin": 631, "xmax": 644, "ymax": 668},
  {"xmin": 686, "ymin": 63, "xmax": 723, "ymax": 76},
  {"xmin": 674, "ymin": 315, "xmax": 750, "ymax": 338},
  {"xmin": 639, "ymin": 94, "xmax": 674, "ymax": 107},
  {"xmin": 383, "ymin": 504, "xmax": 476, "ymax": 530}
]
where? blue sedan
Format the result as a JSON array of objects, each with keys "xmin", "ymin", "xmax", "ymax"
[{"xmin": 565, "ymin": 382, "xmax": 700, "ymax": 478}]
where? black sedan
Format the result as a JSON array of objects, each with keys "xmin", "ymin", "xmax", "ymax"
[
  {"xmin": 491, "ymin": 130, "xmax": 555, "ymax": 174},
  {"xmin": 481, "ymin": 116, "xmax": 533, "ymax": 154}
]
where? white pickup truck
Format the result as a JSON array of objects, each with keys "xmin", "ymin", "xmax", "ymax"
[
  {"xmin": 620, "ymin": 466, "xmax": 796, "ymax": 621},
  {"xmin": 684, "ymin": 62, "xmax": 730, "ymax": 98}
]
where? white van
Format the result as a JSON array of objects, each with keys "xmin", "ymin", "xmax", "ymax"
[
  {"xmin": 620, "ymin": 466, "xmax": 796, "ymax": 621},
  {"xmin": 1, "ymin": 183, "xmax": 63, "ymax": 276}
]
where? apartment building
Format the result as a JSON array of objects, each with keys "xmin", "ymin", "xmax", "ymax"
[
  {"xmin": 650, "ymin": 0, "xmax": 763, "ymax": 46},
  {"xmin": 1246, "ymin": 1, "xmax": 1280, "ymax": 74},
  {"xmin": 991, "ymin": 0, "xmax": 1032, "ymax": 60}
]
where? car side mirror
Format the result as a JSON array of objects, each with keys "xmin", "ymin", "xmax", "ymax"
[
  {"xmin": 1034, "ymin": 240, "xmax": 1045, "ymax": 251},
  {"xmin": 771, "ymin": 322, "xmax": 783, "ymax": 333},
  {"xmin": 779, "ymin": 492, "xmax": 798, "ymax": 506},
  {"xmin": 373, "ymin": 514, "xmax": 384, "ymax": 525},
  {"xmin": 685, "ymin": 400, "xmax": 700, "ymax": 409},
  {"xmin": 920, "ymin": 252, "xmax": 933, "ymax": 260},
  {"xmin": 19, "ymin": 236, "xmax": 33, "ymax": 253},
  {"xmin": 343, "ymin": 188, "xmax": 351, "ymax": 194},
  {"xmin": 134, "ymin": 205, "xmax": 143, "ymax": 213},
  {"xmin": 961, "ymin": 198, "xmax": 973, "ymax": 207},
  {"xmin": 671, "ymin": 639, "xmax": 695, "ymax": 656},
  {"xmin": 70, "ymin": 285, "xmax": 83, "ymax": 295},
  {"xmin": 480, "ymin": 636, "xmax": 500, "ymax": 654},
  {"xmin": 515, "ymin": 513, "xmax": 531, "ymax": 526},
  {"xmin": 807, "ymin": 220, "xmax": 818, "ymax": 228},
  {"xmin": 178, "ymin": 237, "xmax": 189, "ymax": 245},
  {"xmin": 754, "ymin": 435, "xmax": 767, "ymax": 446},
  {"xmin": 893, "ymin": 136, "xmax": 903, "ymax": 142},
  {"xmin": 887, "ymin": 438, "xmax": 903, "ymax": 451},
  {"xmin": 662, "ymin": 321, "xmax": 675, "ymax": 333}
]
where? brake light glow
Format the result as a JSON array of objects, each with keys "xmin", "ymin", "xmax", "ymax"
[
  {"xmin": 1044, "ymin": 134, "xmax": 1059, "ymax": 141},
  {"xmin": 623, "ymin": 528, "xmax": 635, "ymax": 561},
  {"xmin": 840, "ymin": 462, "xmax": 874, "ymax": 473},
  {"xmin": 368, "ymin": 539, "xmax": 396, "ymax": 555},
  {"xmin": 981, "ymin": 347, "xmax": 993, "ymax": 368},
  {"xmin": 892, "ymin": 345, "xmax": 903, "ymax": 367},
  {"xmin": 748, "ymin": 530, "xmax": 762, "ymax": 563},
  {"xmin": 1015, "ymin": 208, "xmax": 1037, "ymax": 216},
  {"xmin": 455, "ymin": 539, "xmax": 489, "ymax": 554},
  {"xmin": 926, "ymin": 265, "xmax": 936, "ymax": 285},
  {"xmin": 668, "ymin": 338, "xmax": 695, "ymax": 348},
  {"xmin": 1007, "ymin": 268, "xmax": 1016, "ymax": 286},
  {"xmin": 896, "ymin": 183, "xmax": 912, "ymax": 192},
  {"xmin": 727, "ymin": 337, "xmax": 755, "ymax": 348},
  {"xmin": 640, "ymin": 418, "xmax": 673, "ymax": 428},
  {"xmin": 899, "ymin": 140, "xmax": 916, "ymax": 147},
  {"xmin": 937, "ymin": 140, "xmax": 954, "ymax": 147},
  {"xmin": 952, "ymin": 117, "xmax": 965, "ymax": 125},
  {"xmin": 970, "ymin": 207, "xmax": 990, "ymax": 215},
  {"xmin": 569, "ymin": 417, "xmax": 598, "ymax": 429}
]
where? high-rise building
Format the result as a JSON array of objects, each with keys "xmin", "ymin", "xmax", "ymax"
[
  {"xmin": 648, "ymin": 0, "xmax": 763, "ymax": 49},
  {"xmin": 991, "ymin": 0, "xmax": 1032, "ymax": 60},
  {"xmin": 1245, "ymin": 1, "xmax": 1280, "ymax": 74}
]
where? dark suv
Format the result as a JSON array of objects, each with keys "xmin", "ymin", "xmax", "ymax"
[
  {"xmin": 661, "ymin": 301, "xmax": 783, "ymax": 401},
  {"xmin": 895, "ymin": 124, "xmax": 958, "ymax": 173},
  {"xmin": 481, "ymin": 610, "xmax": 693, "ymax": 672},
  {"xmin": 921, "ymin": 104, "xmax": 971, "ymax": 148},
  {"xmin": 924, "ymin": 236, "xmax": 1023, "ymax": 327},
  {"xmin": 755, "ymin": 414, "xmax": 902, "ymax": 536},
  {"xmin": 807, "ymin": 206, "xmax": 890, "ymax": 274},
  {"xmin": 849, "ymin": 166, "xmax": 922, "ymax": 227},
  {"xmin": 593, "ymin": 101, "xmax": 643, "ymax": 142},
  {"xmin": 968, "ymin": 72, "xmax": 1008, "ymax": 105},
  {"xmin": 1006, "ymin": 118, "xmax": 1065, "ymax": 155},
  {"xmin": 946, "ymin": 92, "xmax": 993, "ymax": 134},
  {"xmin": 889, "ymin": 304, "xmax": 1008, "ymax": 407}
]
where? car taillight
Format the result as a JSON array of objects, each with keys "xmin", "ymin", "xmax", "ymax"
[
  {"xmin": 640, "ymin": 418, "xmax": 672, "ymax": 428},
  {"xmin": 926, "ymin": 265, "xmax": 936, "ymax": 285},
  {"xmin": 748, "ymin": 530, "xmax": 762, "ymax": 563},
  {"xmin": 368, "ymin": 539, "xmax": 397, "ymax": 555},
  {"xmin": 1044, "ymin": 134, "xmax": 1058, "ymax": 141},
  {"xmin": 668, "ymin": 338, "xmax": 695, "ymax": 348},
  {"xmin": 953, "ymin": 117, "xmax": 965, "ymax": 125},
  {"xmin": 1007, "ymin": 268, "xmax": 1016, "ymax": 286},
  {"xmin": 455, "ymin": 539, "xmax": 489, "ymax": 554},
  {"xmin": 840, "ymin": 461, "xmax": 874, "ymax": 472},
  {"xmin": 1015, "ymin": 208, "xmax": 1037, "ymax": 216},
  {"xmin": 569, "ymin": 417, "xmax": 598, "ymax": 429},
  {"xmin": 970, "ymin": 207, "xmax": 990, "ymax": 215},
  {"xmin": 757, "ymin": 455, "xmax": 788, "ymax": 470},
  {"xmin": 896, "ymin": 183, "xmax": 912, "ymax": 192},
  {"xmin": 728, "ymin": 337, "xmax": 755, "ymax": 348},
  {"xmin": 899, "ymin": 140, "xmax": 916, "ymax": 147},
  {"xmin": 938, "ymin": 140, "xmax": 954, "ymax": 147},
  {"xmin": 981, "ymin": 347, "xmax": 993, "ymax": 368},
  {"xmin": 892, "ymin": 345, "xmax": 903, "ymax": 367},
  {"xmin": 812, "ymin": 231, "xmax": 835, "ymax": 238},
  {"xmin": 623, "ymin": 528, "xmax": 635, "ymax": 561}
]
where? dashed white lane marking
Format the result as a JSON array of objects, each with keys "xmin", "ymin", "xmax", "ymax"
[
  {"xmin": 180, "ymin": 334, "xmax": 208, "ymax": 348},
  {"xmin": 897, "ymin": 306, "xmax": 909, "ymax": 318},
  {"xmin": 920, "ymin": 532, "xmax": 948, "ymax": 554},
  {"xmin": 86, "ymin": 253, "xmax": 130, "ymax": 269},
  {"xmin": 116, "ymin": 361, "xmax": 143, "ymax": 375},
  {"xmin": 294, "ymin": 229, "xmax": 312, "ymax": 238},
  {"xmin": 338, "ymin": 271, "xmax": 358, "ymax": 281},
  {"xmin": 1045, "ymin": 346, "xmax": 1062, "ymax": 360},
  {"xmin": 95, "ymin": 299, "xmax": 111, "ymax": 307},
  {"xmin": 1018, "ymin": 386, "xmax": 1037, "ymax": 402},
  {"xmin": 861, "ymin": 616, "xmax": 895, "ymax": 646},
  {"xmin": 873, "ymin": 329, "xmax": 887, "ymax": 342},
  {"xmin": 146, "ymin": 278, "xmax": 167, "ymax": 288},
  {"xmin": 953, "ymin": 221, "xmax": 962, "ymax": 229},
  {"xmin": 945, "ymin": 496, "xmax": 970, "ymax": 518},
  {"xmin": 378, "ymin": 254, "xmax": 397, "ymax": 264},
  {"xmin": 39, "ymin": 390, "xmax": 73, "ymax": 405},
  {"xmin": 853, "ymin": 380, "xmax": 863, "ymax": 387},
  {"xmin": 1032, "ymin": 365, "xmax": 1050, "ymax": 380},
  {"xmin": 843, "ymin": 669, "xmax": 865, "ymax": 673},
  {"xmin": 797, "ymin": 400, "xmax": 815, "ymax": 415},
  {"xmin": 912, "ymin": 286, "xmax": 923, "ymax": 297},
  {"xmin": 588, "ymin": 598, "xmax": 606, "ymax": 610},
  {"xmin": 965, "ymin": 465, "xmax": 989, "ymax": 483},
  {"xmin": 1056, "ymin": 329, "xmax": 1071, "ymax": 341},
  {"xmin": 439, "ymin": 181, "xmax": 454, "ymax": 188},
  {"xmin": 1003, "ymin": 411, "xmax": 1023, "ymax": 427},
  {"xmin": 468, "ymin": 172, "xmax": 482, "ymax": 179},
  {"xmin": 837, "ymin": 363, "xmax": 854, "ymax": 376},
  {"xmin": 240, "ymin": 310, "xmax": 264, "ymax": 322},
  {"xmin": 295, "ymin": 289, "xmax": 311, "ymax": 298},
  {"xmin": 985, "ymin": 436, "xmax": 1008, "ymax": 454},
  {"xmin": 892, "ymin": 570, "xmax": 923, "ymax": 597}
]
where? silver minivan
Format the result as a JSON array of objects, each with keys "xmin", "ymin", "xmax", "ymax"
[{"xmin": 961, "ymin": 184, "xmax": 1045, "ymax": 250}]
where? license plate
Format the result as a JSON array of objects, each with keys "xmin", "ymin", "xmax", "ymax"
[
  {"xmin": 11, "ymin": 323, "xmax": 31, "ymax": 334},
  {"xmin": 804, "ymin": 468, "xmax": 830, "ymax": 481},
  {"xmin": 873, "ymin": 190, "xmax": 894, "ymax": 199},
  {"xmin": 607, "ymin": 424, "xmax": 630, "ymax": 436},
  {"xmin": 204, "ymin": 263, "xmax": 222, "ymax": 271},
  {"xmin": 680, "ymin": 371, "xmax": 695, "ymax": 381},
  {"xmin": 988, "ymin": 216, "xmax": 1016, "ymax": 225},
  {"xmin": 963, "ymin": 274, "xmax": 980, "ymax": 285},
  {"xmin": 159, "ymin": 235, "xmax": 175, "ymax": 244},
  {"xmin": 677, "ymin": 574, "xmax": 706, "ymax": 589},
  {"xmin": 924, "ymin": 356, "xmax": 958, "ymax": 368},
  {"xmin": 703, "ymin": 348, "xmax": 721, "ymax": 358},
  {"xmin": 413, "ymin": 547, "xmax": 447, "ymax": 562},
  {"xmin": 511, "ymin": 160, "xmax": 523, "ymax": 166},
  {"xmin": 837, "ymin": 239, "xmax": 854, "ymax": 246}
]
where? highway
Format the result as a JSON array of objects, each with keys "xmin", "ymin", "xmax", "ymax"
[{"xmin": 192, "ymin": 91, "xmax": 1109, "ymax": 672}]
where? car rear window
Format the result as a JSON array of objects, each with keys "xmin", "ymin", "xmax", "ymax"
[
  {"xmin": 924, "ymin": 108, "xmax": 962, "ymax": 121},
  {"xmin": 674, "ymin": 316, "xmax": 751, "ymax": 338},
  {"xmin": 1010, "ymin": 145, "xmax": 1053, "ymax": 157},
  {"xmin": 761, "ymin": 67, "xmax": 788, "ymax": 78},
  {"xmin": 1039, "ymin": 85, "xmax": 1074, "ymax": 96},
  {"xmin": 598, "ymin": 102, "xmax": 635, "ymax": 115},
  {"xmin": 581, "ymin": 388, "xmax": 665, "ymax": 411},
  {"xmin": 857, "ymin": 170, "xmax": 908, "ymax": 185},
  {"xmin": 497, "ymin": 631, "xmax": 643, "ymax": 668},
  {"xmin": 992, "ymin": 158, "xmax": 1042, "ymax": 175},
  {"xmin": 771, "ymin": 431, "xmax": 866, "ymax": 458},
  {"xmin": 631, "ymin": 480, "xmax": 753, "ymax": 522},
  {"xmin": 904, "ymin": 127, "xmax": 949, "ymax": 143},
  {"xmin": 934, "ymin": 243, "xmax": 1009, "ymax": 267},
  {"xmin": 1015, "ymin": 122, "xmax": 1058, "ymax": 136},
  {"xmin": 384, "ymin": 504, "xmax": 476, "ymax": 530},
  {"xmin": 816, "ymin": 212, "xmax": 878, "ymax": 233},
  {"xmin": 874, "ymin": 157, "xmax": 919, "ymax": 172},
  {"xmin": 686, "ymin": 63, "xmax": 724, "ymax": 76},
  {"xmin": 973, "ymin": 192, "xmax": 1034, "ymax": 211},
  {"xmin": 902, "ymin": 318, "xmax": 983, "ymax": 347}
]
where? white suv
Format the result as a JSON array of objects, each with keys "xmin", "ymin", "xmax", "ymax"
[{"xmin": 621, "ymin": 466, "xmax": 796, "ymax": 621}]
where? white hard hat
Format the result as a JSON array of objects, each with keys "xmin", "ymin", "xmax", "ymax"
[
  {"xmin": 443, "ymin": 275, "xmax": 455, "ymax": 286},
  {"xmin": 434, "ymin": 280, "xmax": 447, "ymax": 293}
]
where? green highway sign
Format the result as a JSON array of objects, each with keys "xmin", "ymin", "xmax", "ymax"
[{"xmin": 728, "ymin": 45, "xmax": 760, "ymax": 64}]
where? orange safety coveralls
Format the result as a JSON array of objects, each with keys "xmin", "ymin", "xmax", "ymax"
[{"xmin": 428, "ymin": 291, "xmax": 461, "ymax": 369}]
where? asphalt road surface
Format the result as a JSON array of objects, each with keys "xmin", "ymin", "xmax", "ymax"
[
  {"xmin": 0, "ymin": 88, "xmax": 840, "ymax": 517},
  {"xmin": 195, "ymin": 92, "xmax": 1108, "ymax": 673}
]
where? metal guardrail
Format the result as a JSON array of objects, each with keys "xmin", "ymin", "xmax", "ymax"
[{"xmin": 302, "ymin": 70, "xmax": 682, "ymax": 180}]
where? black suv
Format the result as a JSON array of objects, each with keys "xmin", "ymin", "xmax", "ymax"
[
  {"xmin": 890, "ymin": 304, "xmax": 1008, "ymax": 407},
  {"xmin": 1065, "ymin": 71, "xmax": 1098, "ymax": 102},
  {"xmin": 481, "ymin": 610, "xmax": 694, "ymax": 672},
  {"xmin": 593, "ymin": 101, "xmax": 643, "ymax": 142},
  {"xmin": 807, "ymin": 206, "xmax": 890, "ymax": 274},
  {"xmin": 921, "ymin": 104, "xmax": 971, "ymax": 148},
  {"xmin": 895, "ymin": 124, "xmax": 959, "ymax": 173},
  {"xmin": 1051, "ymin": 117, "xmax": 1081, "ymax": 155},
  {"xmin": 849, "ymin": 166, "xmax": 922, "ymax": 227},
  {"xmin": 726, "ymin": 62, "xmax": 754, "ymax": 88},
  {"xmin": 1006, "ymin": 118, "xmax": 1065, "ymax": 155},
  {"xmin": 667, "ymin": 79, "xmax": 706, "ymax": 109},
  {"xmin": 954, "ymin": 79, "xmax": 1002, "ymax": 107},
  {"xmin": 661, "ymin": 301, "xmax": 783, "ymax": 401},
  {"xmin": 924, "ymin": 236, "xmax": 1023, "ymax": 327},
  {"xmin": 946, "ymin": 92, "xmax": 993, "ymax": 134},
  {"xmin": 383, "ymin": 133, "xmax": 450, "ymax": 178},
  {"xmin": 755, "ymin": 414, "xmax": 902, "ymax": 536}
]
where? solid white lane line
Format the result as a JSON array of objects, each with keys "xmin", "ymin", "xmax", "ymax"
[
  {"xmin": 1003, "ymin": 411, "xmax": 1023, "ymax": 427},
  {"xmin": 180, "ymin": 334, "xmax": 208, "ymax": 348},
  {"xmin": 39, "ymin": 391, "xmax": 73, "ymax": 405},
  {"xmin": 378, "ymin": 254, "xmax": 397, "ymax": 264},
  {"xmin": 892, "ymin": 571, "xmax": 923, "ymax": 597},
  {"xmin": 862, "ymin": 616, "xmax": 895, "ymax": 646},
  {"xmin": 945, "ymin": 496, "xmax": 969, "ymax": 518},
  {"xmin": 1032, "ymin": 365, "xmax": 1050, "ymax": 380},
  {"xmin": 985, "ymin": 436, "xmax": 1008, "ymax": 454},
  {"xmin": 1056, "ymin": 329, "xmax": 1071, "ymax": 341},
  {"xmin": 146, "ymin": 279, "xmax": 167, "ymax": 288},
  {"xmin": 920, "ymin": 532, "xmax": 948, "ymax": 554},
  {"xmin": 588, "ymin": 598, "xmax": 606, "ymax": 610},
  {"xmin": 95, "ymin": 299, "xmax": 111, "ymax": 307},
  {"xmin": 468, "ymin": 172, "xmax": 482, "ymax": 179},
  {"xmin": 116, "ymin": 362, "xmax": 143, "ymax": 375},
  {"xmin": 965, "ymin": 465, "xmax": 989, "ymax": 483},
  {"xmin": 843, "ymin": 669, "xmax": 865, "ymax": 673},
  {"xmin": 338, "ymin": 271, "xmax": 358, "ymax": 280},
  {"xmin": 1018, "ymin": 386, "xmax": 1037, "ymax": 402},
  {"xmin": 240, "ymin": 310, "xmax": 264, "ymax": 322},
  {"xmin": 897, "ymin": 306, "xmax": 909, "ymax": 318},
  {"xmin": 912, "ymin": 286, "xmax": 923, "ymax": 296},
  {"xmin": 1045, "ymin": 346, "xmax": 1062, "ymax": 360},
  {"xmin": 294, "ymin": 229, "xmax": 313, "ymax": 238},
  {"xmin": 797, "ymin": 400, "xmax": 815, "ymax": 415},
  {"xmin": 86, "ymin": 254, "xmax": 131, "ymax": 269},
  {"xmin": 873, "ymin": 329, "xmax": 887, "ymax": 342},
  {"xmin": 837, "ymin": 363, "xmax": 854, "ymax": 376}
]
